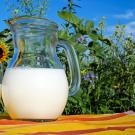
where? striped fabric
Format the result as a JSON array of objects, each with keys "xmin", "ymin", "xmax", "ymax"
[{"xmin": 0, "ymin": 112, "xmax": 135, "ymax": 135}]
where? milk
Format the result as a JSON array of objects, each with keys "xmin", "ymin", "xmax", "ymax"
[{"xmin": 2, "ymin": 68, "xmax": 69, "ymax": 120}]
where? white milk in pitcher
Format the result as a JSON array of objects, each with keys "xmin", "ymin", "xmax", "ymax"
[{"xmin": 2, "ymin": 68, "xmax": 69, "ymax": 120}]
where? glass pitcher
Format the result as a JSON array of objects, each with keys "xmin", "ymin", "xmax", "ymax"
[{"xmin": 2, "ymin": 16, "xmax": 80, "ymax": 121}]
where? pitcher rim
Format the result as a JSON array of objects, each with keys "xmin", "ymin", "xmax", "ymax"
[{"xmin": 5, "ymin": 16, "xmax": 58, "ymax": 30}]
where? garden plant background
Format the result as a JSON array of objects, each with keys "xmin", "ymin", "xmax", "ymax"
[{"xmin": 0, "ymin": 0, "xmax": 135, "ymax": 114}]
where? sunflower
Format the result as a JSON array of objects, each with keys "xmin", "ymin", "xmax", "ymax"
[{"xmin": 0, "ymin": 40, "xmax": 9, "ymax": 63}]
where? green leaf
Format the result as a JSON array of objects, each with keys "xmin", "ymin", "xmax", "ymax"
[
  {"xmin": 127, "ymin": 55, "xmax": 135, "ymax": 62},
  {"xmin": 58, "ymin": 11, "xmax": 81, "ymax": 26},
  {"xmin": 88, "ymin": 32, "xmax": 98, "ymax": 41},
  {"xmin": 102, "ymin": 38, "xmax": 112, "ymax": 46},
  {"xmin": 90, "ymin": 42, "xmax": 105, "ymax": 58},
  {"xmin": 85, "ymin": 20, "xmax": 94, "ymax": 32},
  {"xmin": 58, "ymin": 30, "xmax": 70, "ymax": 40},
  {"xmin": 73, "ymin": 43, "xmax": 87, "ymax": 53},
  {"xmin": 69, "ymin": 97, "xmax": 78, "ymax": 104}
]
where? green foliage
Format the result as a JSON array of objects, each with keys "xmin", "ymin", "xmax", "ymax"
[
  {"xmin": 58, "ymin": 11, "xmax": 112, "ymax": 56},
  {"xmin": 5, "ymin": 0, "xmax": 48, "ymax": 17},
  {"xmin": 57, "ymin": 0, "xmax": 135, "ymax": 115},
  {"xmin": 63, "ymin": 23, "xmax": 135, "ymax": 114}
]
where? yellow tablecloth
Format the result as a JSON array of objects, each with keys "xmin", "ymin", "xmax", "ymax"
[{"xmin": 0, "ymin": 112, "xmax": 135, "ymax": 135}]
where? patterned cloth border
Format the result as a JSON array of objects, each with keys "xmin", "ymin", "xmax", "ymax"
[{"xmin": 0, "ymin": 111, "xmax": 134, "ymax": 135}]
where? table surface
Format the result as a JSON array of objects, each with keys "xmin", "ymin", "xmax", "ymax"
[{"xmin": 0, "ymin": 112, "xmax": 135, "ymax": 135}]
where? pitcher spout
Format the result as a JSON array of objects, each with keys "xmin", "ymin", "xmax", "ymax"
[
  {"xmin": 4, "ymin": 19, "xmax": 16, "ymax": 31},
  {"xmin": 6, "ymin": 16, "xmax": 17, "ymax": 24}
]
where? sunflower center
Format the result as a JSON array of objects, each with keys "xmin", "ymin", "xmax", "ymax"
[{"xmin": 0, "ymin": 48, "xmax": 4, "ymax": 58}]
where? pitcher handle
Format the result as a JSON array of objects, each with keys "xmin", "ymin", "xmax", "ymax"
[{"xmin": 58, "ymin": 40, "xmax": 81, "ymax": 96}]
